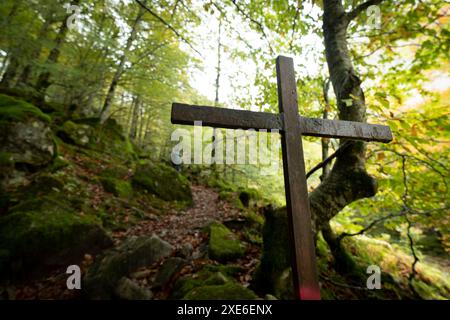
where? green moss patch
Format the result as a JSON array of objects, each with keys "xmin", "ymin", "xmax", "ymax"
[
  {"xmin": 0, "ymin": 94, "xmax": 50, "ymax": 126},
  {"xmin": 0, "ymin": 194, "xmax": 111, "ymax": 279},
  {"xmin": 100, "ymin": 177, "xmax": 133, "ymax": 198},
  {"xmin": 208, "ymin": 223, "xmax": 246, "ymax": 263},
  {"xmin": 183, "ymin": 282, "xmax": 257, "ymax": 300},
  {"xmin": 172, "ymin": 266, "xmax": 244, "ymax": 300},
  {"xmin": 132, "ymin": 162, "xmax": 192, "ymax": 205}
]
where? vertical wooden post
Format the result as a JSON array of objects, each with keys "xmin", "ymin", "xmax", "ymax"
[{"xmin": 276, "ymin": 56, "xmax": 321, "ymax": 300}]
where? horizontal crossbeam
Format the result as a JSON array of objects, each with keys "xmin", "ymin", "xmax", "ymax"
[
  {"xmin": 171, "ymin": 103, "xmax": 282, "ymax": 130},
  {"xmin": 171, "ymin": 103, "xmax": 393, "ymax": 143}
]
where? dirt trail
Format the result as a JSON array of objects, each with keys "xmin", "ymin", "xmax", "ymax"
[{"xmin": 115, "ymin": 185, "xmax": 241, "ymax": 249}]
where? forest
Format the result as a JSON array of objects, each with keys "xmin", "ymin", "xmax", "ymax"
[{"xmin": 0, "ymin": 0, "xmax": 448, "ymax": 300}]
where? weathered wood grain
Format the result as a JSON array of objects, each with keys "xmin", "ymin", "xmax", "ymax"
[
  {"xmin": 299, "ymin": 116, "xmax": 393, "ymax": 142},
  {"xmin": 171, "ymin": 104, "xmax": 393, "ymax": 143},
  {"xmin": 276, "ymin": 56, "xmax": 321, "ymax": 300},
  {"xmin": 171, "ymin": 103, "xmax": 283, "ymax": 130}
]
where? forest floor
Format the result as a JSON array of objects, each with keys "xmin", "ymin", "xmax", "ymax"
[{"xmin": 4, "ymin": 184, "xmax": 261, "ymax": 300}]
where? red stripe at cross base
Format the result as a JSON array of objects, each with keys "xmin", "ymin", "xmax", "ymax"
[{"xmin": 299, "ymin": 286, "xmax": 321, "ymax": 300}]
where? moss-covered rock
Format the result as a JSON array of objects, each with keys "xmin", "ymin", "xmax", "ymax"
[
  {"xmin": 0, "ymin": 194, "xmax": 112, "ymax": 279},
  {"xmin": 0, "ymin": 95, "xmax": 56, "ymax": 188},
  {"xmin": 58, "ymin": 121, "xmax": 93, "ymax": 146},
  {"xmin": 57, "ymin": 118, "xmax": 136, "ymax": 161},
  {"xmin": 183, "ymin": 282, "xmax": 258, "ymax": 300},
  {"xmin": 83, "ymin": 235, "xmax": 173, "ymax": 299},
  {"xmin": 100, "ymin": 177, "xmax": 133, "ymax": 198},
  {"xmin": 114, "ymin": 277, "xmax": 153, "ymax": 300},
  {"xmin": 23, "ymin": 173, "xmax": 65, "ymax": 195},
  {"xmin": 171, "ymin": 266, "xmax": 237, "ymax": 299},
  {"xmin": 0, "ymin": 94, "xmax": 50, "ymax": 125},
  {"xmin": 208, "ymin": 223, "xmax": 246, "ymax": 263},
  {"xmin": 132, "ymin": 161, "xmax": 192, "ymax": 204}
]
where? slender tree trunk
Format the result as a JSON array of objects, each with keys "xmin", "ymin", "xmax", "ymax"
[
  {"xmin": 35, "ymin": 0, "xmax": 81, "ymax": 93},
  {"xmin": 212, "ymin": 19, "xmax": 222, "ymax": 174},
  {"xmin": 137, "ymin": 107, "xmax": 146, "ymax": 145},
  {"xmin": 142, "ymin": 112, "xmax": 152, "ymax": 145},
  {"xmin": 0, "ymin": 54, "xmax": 8, "ymax": 77},
  {"xmin": 321, "ymin": 79, "xmax": 331, "ymax": 181},
  {"xmin": 309, "ymin": 0, "xmax": 378, "ymax": 236},
  {"xmin": 0, "ymin": 55, "xmax": 20, "ymax": 88},
  {"xmin": 129, "ymin": 95, "xmax": 140, "ymax": 140},
  {"xmin": 126, "ymin": 98, "xmax": 134, "ymax": 134},
  {"xmin": 18, "ymin": 15, "xmax": 54, "ymax": 86},
  {"xmin": 0, "ymin": 0, "xmax": 23, "ymax": 88},
  {"xmin": 99, "ymin": 5, "xmax": 145, "ymax": 124}
]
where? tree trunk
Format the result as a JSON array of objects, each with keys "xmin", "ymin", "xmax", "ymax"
[
  {"xmin": 321, "ymin": 79, "xmax": 332, "ymax": 181},
  {"xmin": 0, "ymin": 1, "xmax": 24, "ymax": 88},
  {"xmin": 0, "ymin": 55, "xmax": 20, "ymax": 88},
  {"xmin": 309, "ymin": 0, "xmax": 378, "ymax": 235},
  {"xmin": 18, "ymin": 14, "xmax": 54, "ymax": 86},
  {"xmin": 129, "ymin": 95, "xmax": 140, "ymax": 140},
  {"xmin": 35, "ymin": 0, "xmax": 80, "ymax": 93},
  {"xmin": 99, "ymin": 6, "xmax": 145, "ymax": 124},
  {"xmin": 137, "ymin": 107, "xmax": 146, "ymax": 145},
  {"xmin": 211, "ymin": 19, "xmax": 222, "ymax": 174}
]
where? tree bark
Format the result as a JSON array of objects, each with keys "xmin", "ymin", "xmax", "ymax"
[
  {"xmin": 99, "ymin": 5, "xmax": 145, "ymax": 124},
  {"xmin": 0, "ymin": 55, "xmax": 20, "ymax": 88},
  {"xmin": 310, "ymin": 0, "xmax": 378, "ymax": 233},
  {"xmin": 35, "ymin": 0, "xmax": 81, "ymax": 93},
  {"xmin": 0, "ymin": 1, "xmax": 24, "ymax": 88},
  {"xmin": 129, "ymin": 95, "xmax": 140, "ymax": 140},
  {"xmin": 211, "ymin": 19, "xmax": 222, "ymax": 173},
  {"xmin": 321, "ymin": 79, "xmax": 332, "ymax": 181},
  {"xmin": 18, "ymin": 14, "xmax": 55, "ymax": 87}
]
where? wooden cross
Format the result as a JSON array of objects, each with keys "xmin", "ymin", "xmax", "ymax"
[{"xmin": 171, "ymin": 56, "xmax": 393, "ymax": 300}]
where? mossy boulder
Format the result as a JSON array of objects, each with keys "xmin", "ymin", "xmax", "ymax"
[
  {"xmin": 58, "ymin": 121, "xmax": 93, "ymax": 146},
  {"xmin": 132, "ymin": 162, "xmax": 192, "ymax": 204},
  {"xmin": 0, "ymin": 94, "xmax": 55, "ymax": 188},
  {"xmin": 100, "ymin": 177, "xmax": 132, "ymax": 198},
  {"xmin": 23, "ymin": 173, "xmax": 65, "ymax": 196},
  {"xmin": 83, "ymin": 235, "xmax": 173, "ymax": 299},
  {"xmin": 208, "ymin": 223, "xmax": 246, "ymax": 263},
  {"xmin": 0, "ymin": 194, "xmax": 112, "ymax": 279},
  {"xmin": 171, "ymin": 266, "xmax": 243, "ymax": 299},
  {"xmin": 183, "ymin": 282, "xmax": 257, "ymax": 300},
  {"xmin": 0, "ymin": 93, "xmax": 50, "ymax": 125},
  {"xmin": 57, "ymin": 118, "xmax": 136, "ymax": 161},
  {"xmin": 114, "ymin": 277, "xmax": 153, "ymax": 300}
]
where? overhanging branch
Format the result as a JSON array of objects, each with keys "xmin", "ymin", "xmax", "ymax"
[
  {"xmin": 306, "ymin": 141, "xmax": 352, "ymax": 179},
  {"xmin": 134, "ymin": 0, "xmax": 203, "ymax": 57},
  {"xmin": 230, "ymin": 0, "xmax": 275, "ymax": 55},
  {"xmin": 347, "ymin": 0, "xmax": 384, "ymax": 21}
]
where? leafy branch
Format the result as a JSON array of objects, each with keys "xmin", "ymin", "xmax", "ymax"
[
  {"xmin": 229, "ymin": 0, "xmax": 275, "ymax": 55},
  {"xmin": 134, "ymin": 0, "xmax": 203, "ymax": 57}
]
